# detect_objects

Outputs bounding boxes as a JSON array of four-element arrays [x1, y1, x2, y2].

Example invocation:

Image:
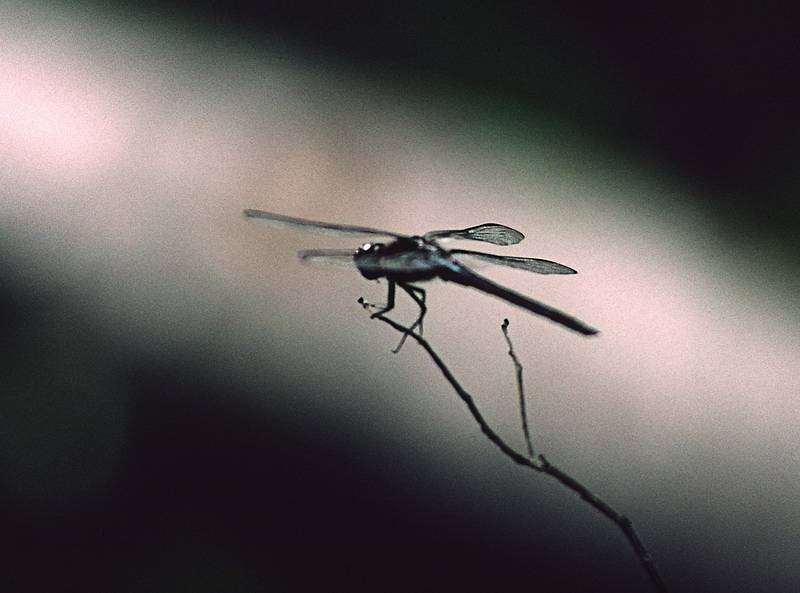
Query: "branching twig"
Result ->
[[371, 312, 669, 593], [501, 318, 534, 459]]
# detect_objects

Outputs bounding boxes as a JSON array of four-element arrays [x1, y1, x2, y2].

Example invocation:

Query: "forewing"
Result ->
[[298, 249, 419, 276], [244, 209, 407, 239], [450, 249, 577, 274], [423, 223, 524, 246], [298, 249, 358, 268]]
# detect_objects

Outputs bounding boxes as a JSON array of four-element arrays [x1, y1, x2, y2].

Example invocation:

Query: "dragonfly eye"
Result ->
[[359, 242, 382, 253]]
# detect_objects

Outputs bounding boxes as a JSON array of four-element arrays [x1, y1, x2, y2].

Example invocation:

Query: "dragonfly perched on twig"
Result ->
[[244, 209, 599, 347]]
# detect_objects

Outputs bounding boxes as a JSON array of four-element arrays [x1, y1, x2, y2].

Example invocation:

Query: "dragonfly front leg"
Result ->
[[357, 280, 396, 318]]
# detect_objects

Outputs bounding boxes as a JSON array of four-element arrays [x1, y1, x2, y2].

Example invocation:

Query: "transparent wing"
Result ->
[[299, 249, 440, 275], [244, 209, 407, 239], [423, 223, 524, 246], [298, 249, 358, 268], [450, 249, 577, 274]]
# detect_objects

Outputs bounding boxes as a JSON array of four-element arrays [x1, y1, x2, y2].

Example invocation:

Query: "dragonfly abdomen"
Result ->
[[443, 267, 599, 336]]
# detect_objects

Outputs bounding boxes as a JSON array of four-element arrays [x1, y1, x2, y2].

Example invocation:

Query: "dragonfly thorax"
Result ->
[[354, 237, 444, 281]]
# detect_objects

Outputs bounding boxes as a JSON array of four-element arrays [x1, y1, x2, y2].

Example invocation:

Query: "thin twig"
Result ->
[[372, 312, 669, 593], [501, 318, 534, 459]]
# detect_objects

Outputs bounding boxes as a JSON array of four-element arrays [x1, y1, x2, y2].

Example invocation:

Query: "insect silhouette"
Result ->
[[244, 209, 598, 349]]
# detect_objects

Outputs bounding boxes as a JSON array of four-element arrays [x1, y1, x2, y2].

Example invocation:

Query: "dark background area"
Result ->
[[0, 264, 647, 593], [3, 2, 798, 592], [140, 0, 800, 246]]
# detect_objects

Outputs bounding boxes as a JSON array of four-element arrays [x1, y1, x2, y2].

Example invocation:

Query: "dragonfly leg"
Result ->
[[366, 280, 396, 318], [391, 283, 427, 354], [403, 284, 427, 336]]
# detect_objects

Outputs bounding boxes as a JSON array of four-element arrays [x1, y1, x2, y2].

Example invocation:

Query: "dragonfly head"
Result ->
[[355, 241, 386, 279]]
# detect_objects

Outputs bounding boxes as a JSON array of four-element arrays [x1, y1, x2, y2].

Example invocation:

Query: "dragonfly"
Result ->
[[244, 209, 599, 346]]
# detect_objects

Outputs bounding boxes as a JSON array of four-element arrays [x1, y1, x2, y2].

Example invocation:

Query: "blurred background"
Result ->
[[1, 2, 798, 591]]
